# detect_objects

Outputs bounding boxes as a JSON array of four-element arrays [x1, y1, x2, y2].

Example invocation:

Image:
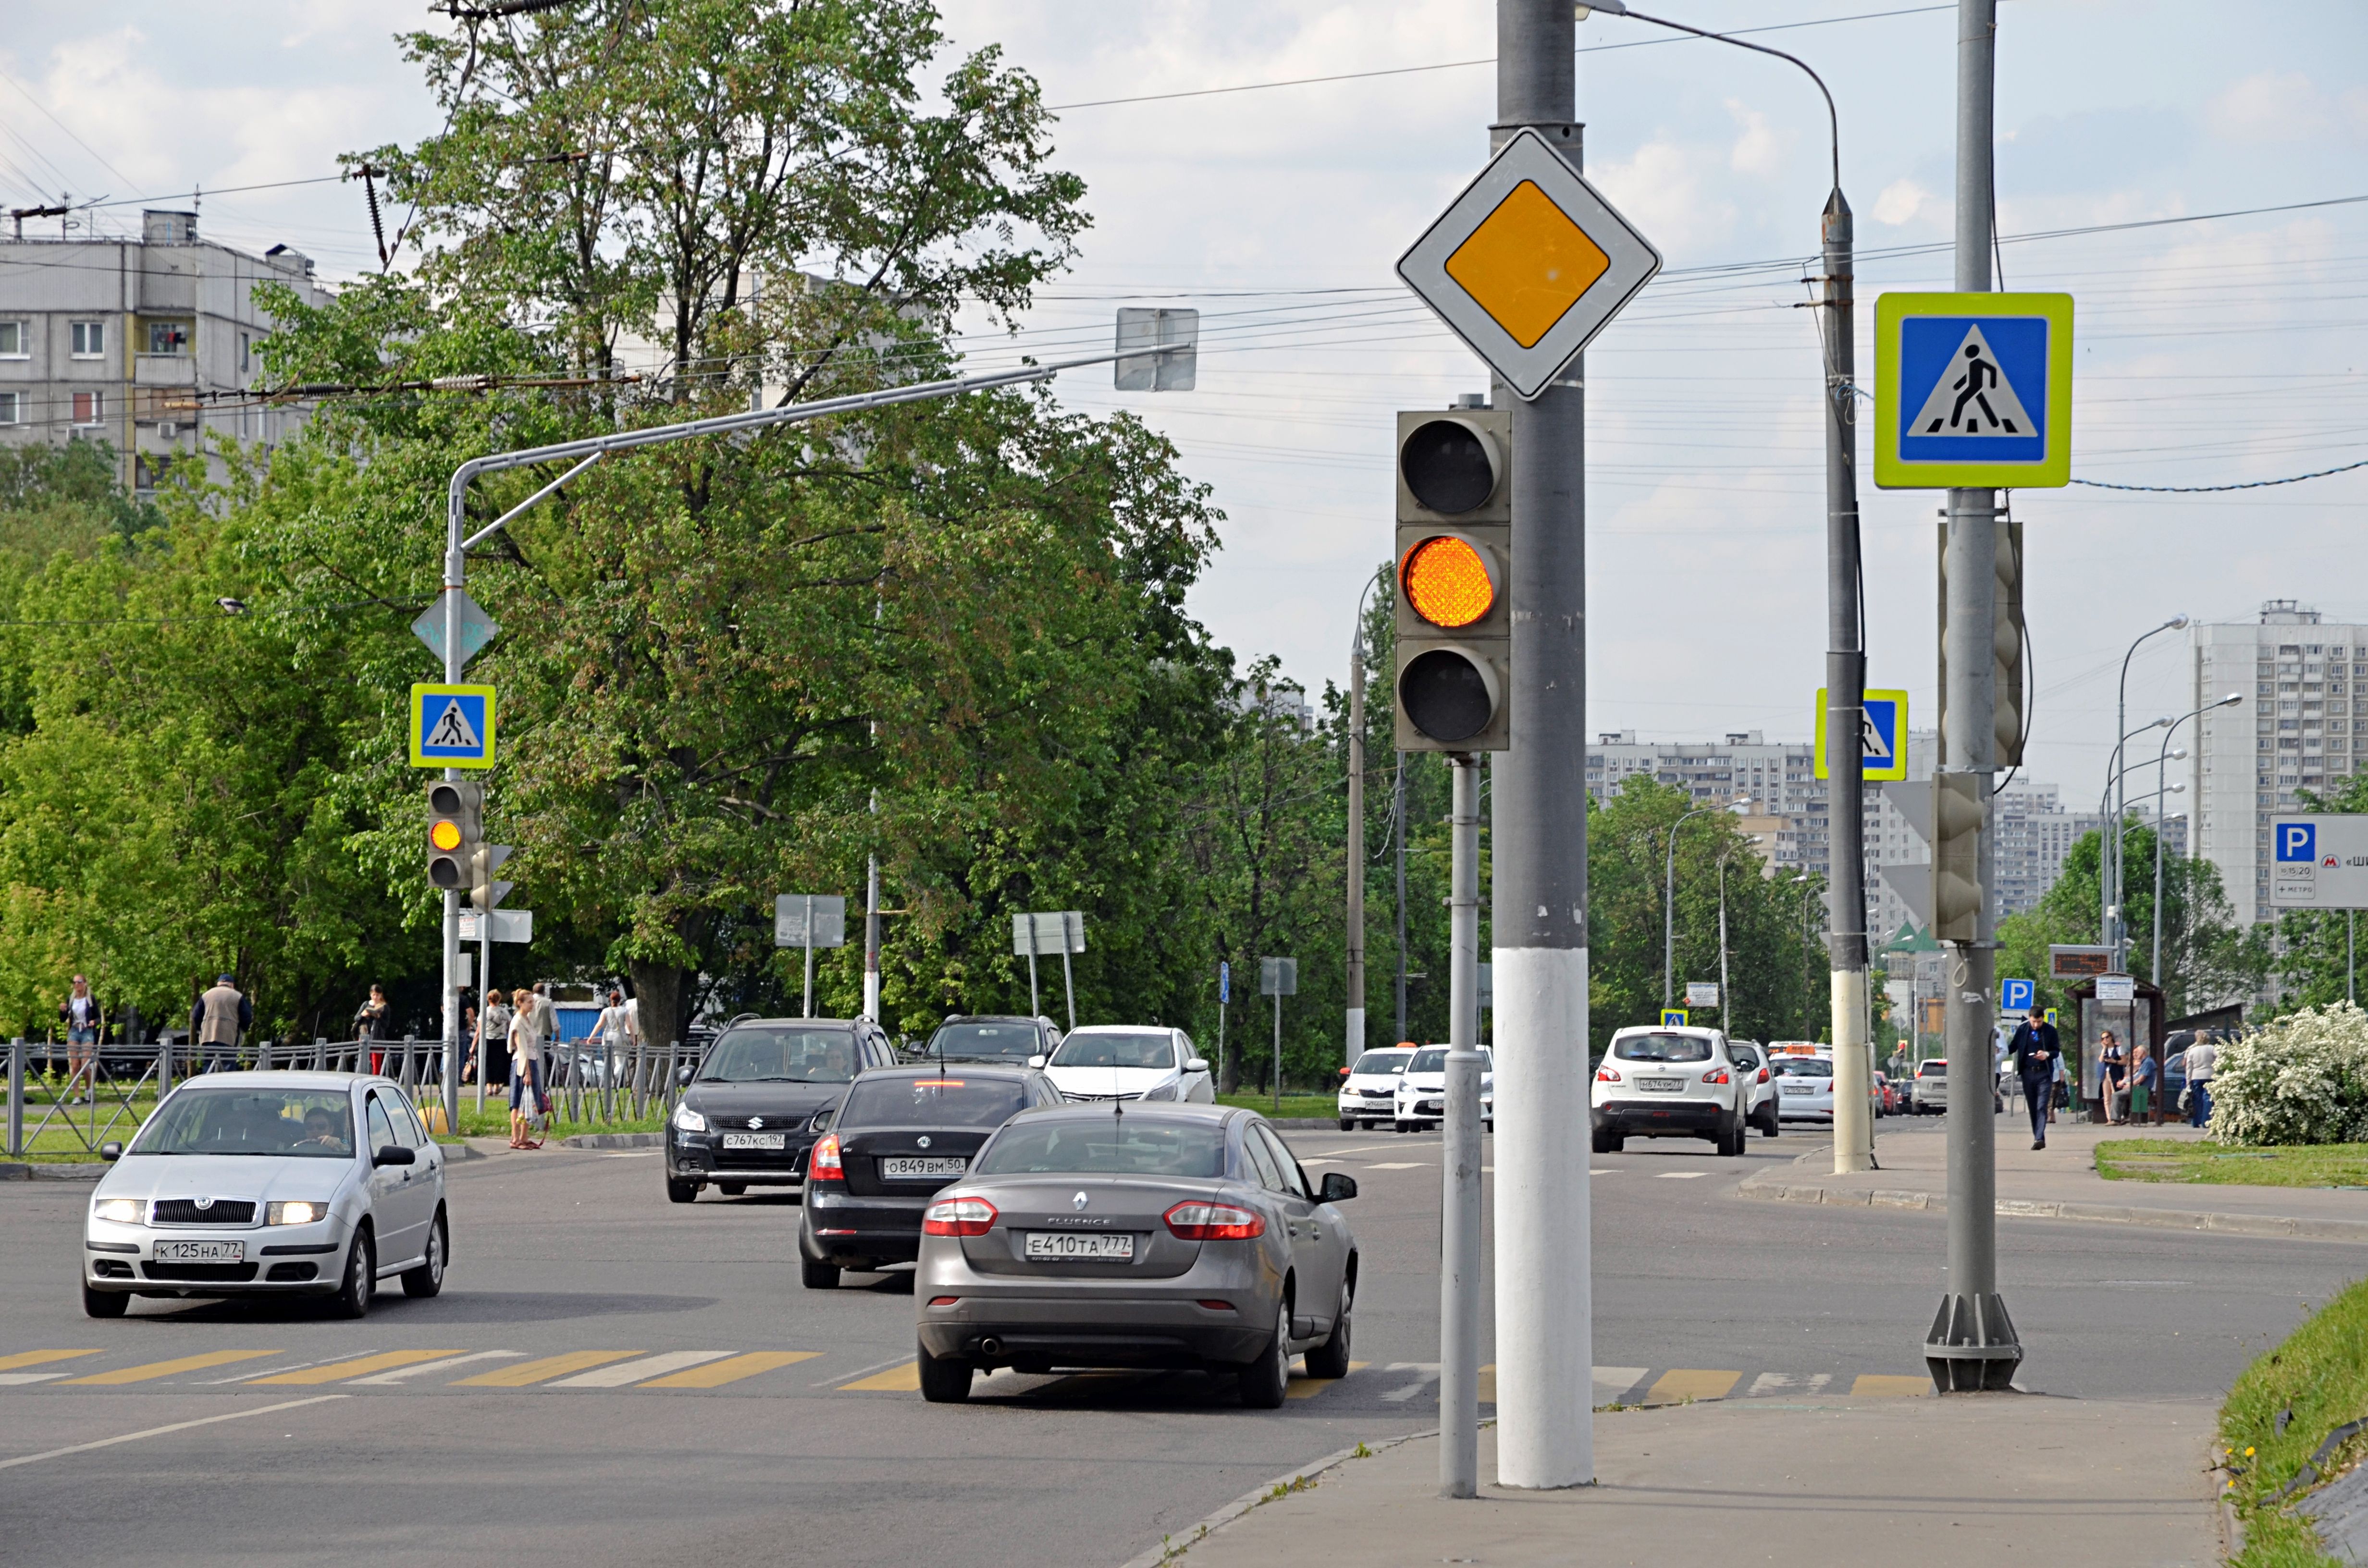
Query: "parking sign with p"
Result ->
[[2279, 822, 2317, 863]]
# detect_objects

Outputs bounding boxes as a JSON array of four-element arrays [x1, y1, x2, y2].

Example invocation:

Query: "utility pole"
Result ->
[[1440, 754, 1484, 1497], [1925, 0, 2020, 1394], [1347, 619, 1368, 1069], [1491, 0, 1592, 1490], [1395, 753, 1409, 1041]]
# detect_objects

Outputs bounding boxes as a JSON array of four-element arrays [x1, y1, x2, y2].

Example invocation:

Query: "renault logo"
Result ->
[[194, 1197, 215, 1211], [748, 1117, 765, 1130], [1073, 1191, 1090, 1211], [916, 1136, 932, 1149]]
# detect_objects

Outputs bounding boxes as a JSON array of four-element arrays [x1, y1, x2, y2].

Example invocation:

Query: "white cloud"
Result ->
[[2206, 69, 2363, 142], [1727, 100, 1782, 176], [1590, 139, 1737, 257], [1873, 178, 1934, 227]]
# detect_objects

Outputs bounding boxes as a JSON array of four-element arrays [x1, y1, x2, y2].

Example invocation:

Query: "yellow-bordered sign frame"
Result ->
[[1813, 687, 1910, 782], [409, 683, 496, 770]]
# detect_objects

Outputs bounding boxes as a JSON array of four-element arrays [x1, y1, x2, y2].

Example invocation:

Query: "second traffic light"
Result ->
[[1395, 408, 1511, 751], [426, 780, 492, 909]]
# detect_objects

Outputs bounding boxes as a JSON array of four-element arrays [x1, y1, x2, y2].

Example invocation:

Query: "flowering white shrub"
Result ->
[[2207, 1002, 2368, 1146]]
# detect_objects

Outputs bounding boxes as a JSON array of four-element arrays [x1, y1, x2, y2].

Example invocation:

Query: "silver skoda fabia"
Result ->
[[82, 1072, 449, 1319]]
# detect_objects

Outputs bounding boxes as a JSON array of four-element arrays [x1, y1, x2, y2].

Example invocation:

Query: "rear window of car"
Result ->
[[1614, 1033, 1713, 1063], [1772, 1058, 1834, 1078], [1917, 1061, 1948, 1077], [838, 1076, 1029, 1128], [925, 1022, 1041, 1061], [973, 1118, 1226, 1177], [1350, 1051, 1413, 1076]]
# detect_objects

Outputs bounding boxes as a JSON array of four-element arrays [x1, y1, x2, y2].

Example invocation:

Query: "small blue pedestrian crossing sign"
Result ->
[[2001, 978, 2035, 1014], [409, 684, 496, 770], [1874, 292, 2073, 489], [1813, 687, 1909, 782]]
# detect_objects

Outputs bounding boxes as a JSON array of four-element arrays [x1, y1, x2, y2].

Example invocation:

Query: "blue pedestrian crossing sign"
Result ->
[[1813, 687, 1909, 782], [1874, 292, 2073, 489], [2001, 978, 2035, 1014], [409, 684, 496, 770], [1661, 1008, 1688, 1028]]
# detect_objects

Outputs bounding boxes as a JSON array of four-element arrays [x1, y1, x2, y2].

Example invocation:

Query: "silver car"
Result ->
[[82, 1071, 448, 1319], [913, 1103, 1358, 1408]]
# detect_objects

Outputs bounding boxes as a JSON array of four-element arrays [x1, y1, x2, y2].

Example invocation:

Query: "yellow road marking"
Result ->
[[1283, 1360, 1370, 1399], [838, 1361, 921, 1392], [62, 1350, 281, 1386], [637, 1351, 819, 1389], [250, 1350, 471, 1385], [1647, 1369, 1741, 1403], [1850, 1374, 1929, 1398], [452, 1350, 641, 1387], [0, 1350, 102, 1373]]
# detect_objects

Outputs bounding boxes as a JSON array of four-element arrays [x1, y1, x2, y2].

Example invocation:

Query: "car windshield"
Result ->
[[926, 1022, 1040, 1061], [1409, 1049, 1448, 1073], [1772, 1058, 1834, 1078], [699, 1027, 860, 1084], [974, 1118, 1227, 1177], [1350, 1051, 1413, 1077], [838, 1076, 1029, 1128], [1050, 1032, 1174, 1070], [1615, 1034, 1713, 1064], [130, 1088, 356, 1158]]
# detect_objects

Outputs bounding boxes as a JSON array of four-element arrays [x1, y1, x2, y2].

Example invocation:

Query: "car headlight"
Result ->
[[1138, 1082, 1176, 1102], [92, 1198, 143, 1225], [671, 1102, 707, 1133], [267, 1200, 329, 1226]]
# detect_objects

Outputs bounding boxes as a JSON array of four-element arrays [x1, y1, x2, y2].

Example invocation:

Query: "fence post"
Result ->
[[667, 1041, 680, 1113], [258, 1038, 273, 1072], [313, 1037, 327, 1073], [403, 1034, 418, 1091], [158, 1032, 173, 1102], [8, 1038, 23, 1159]]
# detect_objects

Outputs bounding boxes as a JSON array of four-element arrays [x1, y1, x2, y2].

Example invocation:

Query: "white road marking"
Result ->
[[1747, 1372, 1832, 1397], [1653, 1171, 1708, 1179], [349, 1350, 525, 1385], [1591, 1168, 1619, 1175], [195, 1351, 381, 1384], [550, 1350, 731, 1388], [0, 1396, 347, 1471], [1365, 1162, 1430, 1170], [600, 1151, 660, 1159], [816, 1353, 910, 1387], [0, 1373, 68, 1386]]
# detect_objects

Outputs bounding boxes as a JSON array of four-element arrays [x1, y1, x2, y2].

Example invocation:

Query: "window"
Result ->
[[0, 320, 24, 357], [145, 320, 190, 355], [1253, 1124, 1310, 1198], [70, 320, 104, 358], [365, 1095, 397, 1156], [240, 331, 251, 372], [0, 392, 17, 426], [71, 391, 102, 426]]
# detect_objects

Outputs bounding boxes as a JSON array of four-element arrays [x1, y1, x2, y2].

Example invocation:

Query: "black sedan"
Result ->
[[798, 1064, 1061, 1288], [666, 1019, 900, 1203]]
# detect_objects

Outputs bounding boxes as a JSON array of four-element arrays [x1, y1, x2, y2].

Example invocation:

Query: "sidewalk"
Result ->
[[1143, 1392, 2221, 1568], [1741, 1115, 2368, 1242]]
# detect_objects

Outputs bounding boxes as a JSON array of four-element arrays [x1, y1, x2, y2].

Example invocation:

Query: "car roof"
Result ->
[[714, 1017, 856, 1030], [1610, 1025, 1725, 1040], [160, 1071, 383, 1092], [1057, 1023, 1175, 1034]]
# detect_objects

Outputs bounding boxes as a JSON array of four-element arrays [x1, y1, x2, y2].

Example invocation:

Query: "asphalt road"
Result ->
[[1, 1110, 2360, 1567]]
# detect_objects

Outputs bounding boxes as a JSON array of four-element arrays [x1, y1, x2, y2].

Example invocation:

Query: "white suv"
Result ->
[[1591, 1026, 1753, 1156], [1337, 1046, 1413, 1130]]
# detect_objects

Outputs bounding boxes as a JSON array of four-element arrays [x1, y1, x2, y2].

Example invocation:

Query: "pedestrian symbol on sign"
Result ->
[[424, 698, 481, 751], [408, 683, 496, 769], [1912, 326, 2035, 437]]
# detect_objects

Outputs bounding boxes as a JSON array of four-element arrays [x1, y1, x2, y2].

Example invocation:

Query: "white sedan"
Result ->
[[1337, 1046, 1414, 1129], [1394, 1045, 1494, 1133], [1036, 1026, 1214, 1104], [83, 1071, 448, 1319]]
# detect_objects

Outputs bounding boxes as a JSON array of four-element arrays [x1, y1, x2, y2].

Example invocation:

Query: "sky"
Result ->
[[3, 0, 2364, 810]]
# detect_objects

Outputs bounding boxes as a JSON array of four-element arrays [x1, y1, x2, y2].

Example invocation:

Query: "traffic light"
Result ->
[[1931, 771, 1986, 942], [1936, 518, 2025, 766], [1394, 408, 1511, 751], [426, 780, 490, 908]]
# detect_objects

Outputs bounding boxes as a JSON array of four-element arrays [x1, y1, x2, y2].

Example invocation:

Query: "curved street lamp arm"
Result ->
[[1597, 3, 1840, 192]]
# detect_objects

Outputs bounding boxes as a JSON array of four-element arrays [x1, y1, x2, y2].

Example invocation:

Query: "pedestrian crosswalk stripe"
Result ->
[[550, 1351, 732, 1388], [636, 1351, 820, 1389], [1747, 1372, 1831, 1397], [62, 1349, 282, 1386], [0, 1350, 102, 1373], [1594, 1367, 1649, 1403], [350, 1350, 524, 1385], [251, 1350, 472, 1386], [452, 1350, 641, 1387], [1283, 1360, 1370, 1398], [838, 1361, 922, 1392], [1850, 1374, 1928, 1398], [1648, 1369, 1741, 1403]]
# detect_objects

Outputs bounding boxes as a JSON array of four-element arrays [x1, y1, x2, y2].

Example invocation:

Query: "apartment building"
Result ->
[[1588, 731, 1828, 875], [0, 209, 331, 493]]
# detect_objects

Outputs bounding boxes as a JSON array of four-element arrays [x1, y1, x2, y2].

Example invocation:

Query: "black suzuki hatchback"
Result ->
[[798, 1063, 1059, 1288], [666, 1019, 899, 1203]]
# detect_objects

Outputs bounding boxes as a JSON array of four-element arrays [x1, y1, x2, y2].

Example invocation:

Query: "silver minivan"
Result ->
[[82, 1072, 448, 1319]]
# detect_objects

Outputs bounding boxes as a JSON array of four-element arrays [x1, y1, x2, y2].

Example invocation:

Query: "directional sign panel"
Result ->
[[410, 588, 500, 670], [1397, 128, 1662, 402], [2270, 816, 2368, 908], [1686, 982, 1720, 1009], [459, 908, 532, 944], [1813, 687, 1909, 782], [409, 684, 496, 770], [2000, 978, 2035, 1014], [1874, 292, 2074, 489], [776, 894, 848, 948]]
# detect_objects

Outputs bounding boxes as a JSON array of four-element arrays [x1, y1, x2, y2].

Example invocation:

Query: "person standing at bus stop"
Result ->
[[2186, 1029, 2220, 1127], [2007, 1004, 2060, 1150]]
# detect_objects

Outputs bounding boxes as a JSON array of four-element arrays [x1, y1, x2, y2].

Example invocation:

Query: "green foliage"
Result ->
[[2273, 773, 2368, 1012], [2208, 1003, 2368, 1146], [2220, 1274, 2368, 1567]]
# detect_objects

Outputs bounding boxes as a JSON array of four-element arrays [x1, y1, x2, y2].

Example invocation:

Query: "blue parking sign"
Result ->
[[2001, 978, 2034, 1013], [2278, 822, 2317, 862]]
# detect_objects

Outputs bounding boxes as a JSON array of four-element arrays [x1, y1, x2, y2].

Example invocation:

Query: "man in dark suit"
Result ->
[[2007, 1004, 2061, 1150]]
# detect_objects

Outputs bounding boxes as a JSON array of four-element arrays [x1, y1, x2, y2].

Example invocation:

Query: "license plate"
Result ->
[[155, 1240, 243, 1263], [1024, 1232, 1135, 1262], [880, 1156, 967, 1179], [1779, 1082, 1817, 1094], [722, 1132, 787, 1151], [1636, 1078, 1683, 1093]]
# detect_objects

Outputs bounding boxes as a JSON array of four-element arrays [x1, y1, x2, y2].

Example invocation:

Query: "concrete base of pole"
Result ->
[[1830, 968, 1874, 1173], [1924, 1291, 2022, 1392]]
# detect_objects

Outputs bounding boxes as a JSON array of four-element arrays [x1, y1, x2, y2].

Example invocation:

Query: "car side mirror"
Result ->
[[1027, 1054, 1048, 1070], [1186, 1058, 1209, 1075], [677, 1066, 693, 1086], [99, 1141, 122, 1162], [1318, 1171, 1358, 1203], [374, 1144, 416, 1167]]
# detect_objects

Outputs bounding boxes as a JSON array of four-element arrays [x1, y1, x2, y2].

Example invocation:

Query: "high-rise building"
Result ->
[[1587, 731, 1825, 874], [2191, 600, 2368, 924]]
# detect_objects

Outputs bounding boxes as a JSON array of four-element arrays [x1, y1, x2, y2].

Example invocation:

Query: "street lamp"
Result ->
[[1665, 798, 1755, 1010], [2105, 615, 2191, 959], [2100, 713, 2175, 959], [2151, 692, 2244, 988]]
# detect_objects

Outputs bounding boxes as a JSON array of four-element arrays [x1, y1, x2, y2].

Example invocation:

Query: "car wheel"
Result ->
[[1339, 1118, 1355, 1132], [1303, 1279, 1354, 1380], [82, 1280, 128, 1319], [1717, 1118, 1744, 1158], [917, 1342, 974, 1404], [666, 1179, 697, 1204], [1238, 1299, 1292, 1409], [718, 1183, 746, 1196], [800, 1256, 839, 1290], [401, 1211, 447, 1298], [1592, 1127, 1623, 1154], [1394, 1120, 1410, 1134], [332, 1229, 374, 1320]]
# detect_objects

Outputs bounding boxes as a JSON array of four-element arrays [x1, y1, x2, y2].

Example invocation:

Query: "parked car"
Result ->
[[83, 1071, 448, 1319], [913, 1103, 1358, 1407], [1337, 1046, 1415, 1130], [1728, 1041, 1781, 1138], [666, 1018, 898, 1203], [1394, 1045, 1495, 1133], [1590, 1026, 1754, 1155], [1037, 1025, 1213, 1105], [917, 1015, 1063, 1066], [799, 1063, 1062, 1289]]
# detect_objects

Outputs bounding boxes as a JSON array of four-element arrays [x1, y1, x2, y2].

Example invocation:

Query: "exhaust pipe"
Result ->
[[978, 1336, 1003, 1358]]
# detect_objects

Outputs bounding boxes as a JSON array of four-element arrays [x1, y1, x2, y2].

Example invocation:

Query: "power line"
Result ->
[[2068, 457, 2368, 494]]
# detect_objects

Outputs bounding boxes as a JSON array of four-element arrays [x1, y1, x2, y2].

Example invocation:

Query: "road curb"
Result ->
[[1736, 1167, 2368, 1243], [1116, 1427, 1440, 1568], [0, 1162, 104, 1181], [560, 1131, 665, 1150]]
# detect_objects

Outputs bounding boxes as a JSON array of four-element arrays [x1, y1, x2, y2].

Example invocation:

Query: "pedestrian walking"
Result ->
[[353, 984, 397, 1076], [508, 987, 545, 1149], [59, 975, 101, 1104], [2186, 1029, 2220, 1127], [2007, 1004, 2060, 1150], [2099, 1031, 2130, 1124], [188, 973, 250, 1074]]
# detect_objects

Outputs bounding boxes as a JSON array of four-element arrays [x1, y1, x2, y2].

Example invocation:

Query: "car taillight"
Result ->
[[1595, 1066, 1621, 1082], [922, 1196, 997, 1237], [1164, 1200, 1265, 1241], [1702, 1069, 1730, 1085], [809, 1133, 844, 1182], [1757, 1067, 1770, 1083]]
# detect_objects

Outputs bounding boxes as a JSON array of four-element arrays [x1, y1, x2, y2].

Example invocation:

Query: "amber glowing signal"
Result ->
[[1400, 535, 1495, 628], [430, 820, 465, 853]]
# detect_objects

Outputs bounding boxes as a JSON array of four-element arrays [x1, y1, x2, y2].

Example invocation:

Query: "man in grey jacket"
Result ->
[[188, 974, 251, 1074], [2185, 1029, 2220, 1127]]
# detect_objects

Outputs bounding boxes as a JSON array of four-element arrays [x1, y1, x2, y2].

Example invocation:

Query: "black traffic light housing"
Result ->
[[426, 780, 491, 908], [1394, 408, 1512, 751]]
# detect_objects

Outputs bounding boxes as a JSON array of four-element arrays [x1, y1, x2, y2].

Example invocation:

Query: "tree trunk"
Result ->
[[629, 961, 690, 1054]]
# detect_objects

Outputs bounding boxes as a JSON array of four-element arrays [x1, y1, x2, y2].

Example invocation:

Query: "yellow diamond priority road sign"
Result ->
[[1398, 128, 1662, 401]]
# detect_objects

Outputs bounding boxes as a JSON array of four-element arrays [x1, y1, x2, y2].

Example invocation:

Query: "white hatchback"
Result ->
[[1393, 1045, 1494, 1133], [1591, 1026, 1754, 1155], [1337, 1047, 1414, 1130], [1769, 1046, 1838, 1123], [1038, 1026, 1213, 1105]]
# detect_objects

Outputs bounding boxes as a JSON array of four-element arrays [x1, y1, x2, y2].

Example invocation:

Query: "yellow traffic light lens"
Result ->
[[1401, 536, 1494, 628], [430, 820, 464, 853]]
